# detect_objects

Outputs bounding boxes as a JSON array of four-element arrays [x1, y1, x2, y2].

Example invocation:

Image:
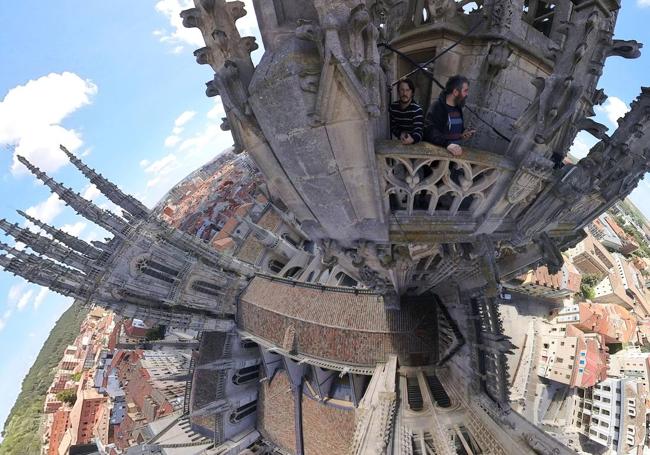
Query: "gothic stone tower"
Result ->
[[1, 0, 648, 454], [177, 0, 648, 454]]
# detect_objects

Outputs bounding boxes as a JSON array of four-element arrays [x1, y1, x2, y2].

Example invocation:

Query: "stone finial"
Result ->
[[60, 145, 149, 220], [17, 155, 128, 236], [16, 210, 102, 258]]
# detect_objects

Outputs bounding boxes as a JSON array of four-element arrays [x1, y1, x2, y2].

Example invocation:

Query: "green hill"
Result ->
[[0, 301, 88, 455]]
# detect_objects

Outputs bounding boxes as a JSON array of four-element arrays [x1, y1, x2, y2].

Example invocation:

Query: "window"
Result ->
[[281, 233, 299, 247], [283, 266, 303, 279], [191, 280, 222, 297], [268, 259, 286, 274]]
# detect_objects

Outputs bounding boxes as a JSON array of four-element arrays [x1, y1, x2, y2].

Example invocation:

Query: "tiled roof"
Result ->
[[238, 276, 440, 366]]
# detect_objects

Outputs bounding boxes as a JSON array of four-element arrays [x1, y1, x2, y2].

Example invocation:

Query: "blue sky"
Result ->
[[0, 0, 261, 438], [0, 0, 648, 440]]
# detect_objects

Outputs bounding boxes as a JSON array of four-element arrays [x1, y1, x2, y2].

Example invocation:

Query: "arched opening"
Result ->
[[281, 233, 299, 247], [283, 266, 303, 279], [191, 280, 223, 297], [406, 376, 424, 411], [427, 375, 451, 408], [334, 272, 358, 287], [268, 259, 286, 274], [413, 190, 432, 211], [240, 339, 257, 349], [136, 258, 178, 284], [232, 365, 260, 385], [522, 0, 556, 37], [228, 400, 257, 424]]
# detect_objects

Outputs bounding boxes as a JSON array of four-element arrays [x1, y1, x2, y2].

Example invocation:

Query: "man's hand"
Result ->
[[447, 143, 463, 156], [401, 133, 414, 145], [461, 128, 476, 140]]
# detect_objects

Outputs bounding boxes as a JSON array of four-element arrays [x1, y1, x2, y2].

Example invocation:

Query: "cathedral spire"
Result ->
[[0, 218, 96, 271], [16, 156, 128, 237], [59, 145, 150, 219], [0, 241, 89, 299], [16, 210, 102, 259]]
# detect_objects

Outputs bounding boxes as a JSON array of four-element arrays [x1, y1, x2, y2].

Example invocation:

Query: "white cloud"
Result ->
[[7, 282, 34, 312], [7, 281, 50, 312], [82, 184, 101, 201], [154, 0, 205, 52], [0, 309, 11, 332], [144, 153, 178, 175], [175, 111, 196, 127], [568, 132, 597, 161], [163, 111, 196, 147], [595, 96, 629, 131], [206, 99, 225, 120], [7, 283, 24, 305], [60, 221, 87, 237], [25, 194, 65, 225], [637, 0, 650, 7], [81, 230, 102, 244], [142, 154, 179, 188], [178, 123, 229, 155], [0, 72, 97, 175], [153, 0, 262, 60], [164, 135, 182, 148], [16, 289, 34, 311], [140, 159, 150, 167], [33, 288, 50, 310], [98, 201, 123, 217]]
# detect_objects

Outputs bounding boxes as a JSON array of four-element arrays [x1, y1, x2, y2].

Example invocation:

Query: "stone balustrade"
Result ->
[[376, 140, 516, 241]]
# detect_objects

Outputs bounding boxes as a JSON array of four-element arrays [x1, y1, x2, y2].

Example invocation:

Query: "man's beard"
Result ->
[[456, 96, 467, 107], [400, 96, 411, 104]]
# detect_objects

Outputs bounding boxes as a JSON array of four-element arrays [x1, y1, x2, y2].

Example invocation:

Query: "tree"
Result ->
[[145, 325, 166, 341], [56, 389, 77, 406], [580, 274, 600, 300]]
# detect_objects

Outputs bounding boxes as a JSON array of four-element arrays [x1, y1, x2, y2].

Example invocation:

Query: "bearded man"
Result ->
[[425, 75, 476, 156]]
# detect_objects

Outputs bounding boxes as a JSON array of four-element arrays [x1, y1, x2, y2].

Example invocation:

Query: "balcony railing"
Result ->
[[376, 140, 515, 222]]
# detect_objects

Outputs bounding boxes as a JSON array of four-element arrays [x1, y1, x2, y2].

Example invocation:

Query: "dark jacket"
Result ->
[[424, 93, 464, 147]]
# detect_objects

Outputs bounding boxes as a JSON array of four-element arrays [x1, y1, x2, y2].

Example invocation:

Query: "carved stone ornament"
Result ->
[[506, 152, 555, 204]]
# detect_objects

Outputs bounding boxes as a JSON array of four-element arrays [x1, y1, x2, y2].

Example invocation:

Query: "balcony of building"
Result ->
[[376, 140, 519, 243]]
